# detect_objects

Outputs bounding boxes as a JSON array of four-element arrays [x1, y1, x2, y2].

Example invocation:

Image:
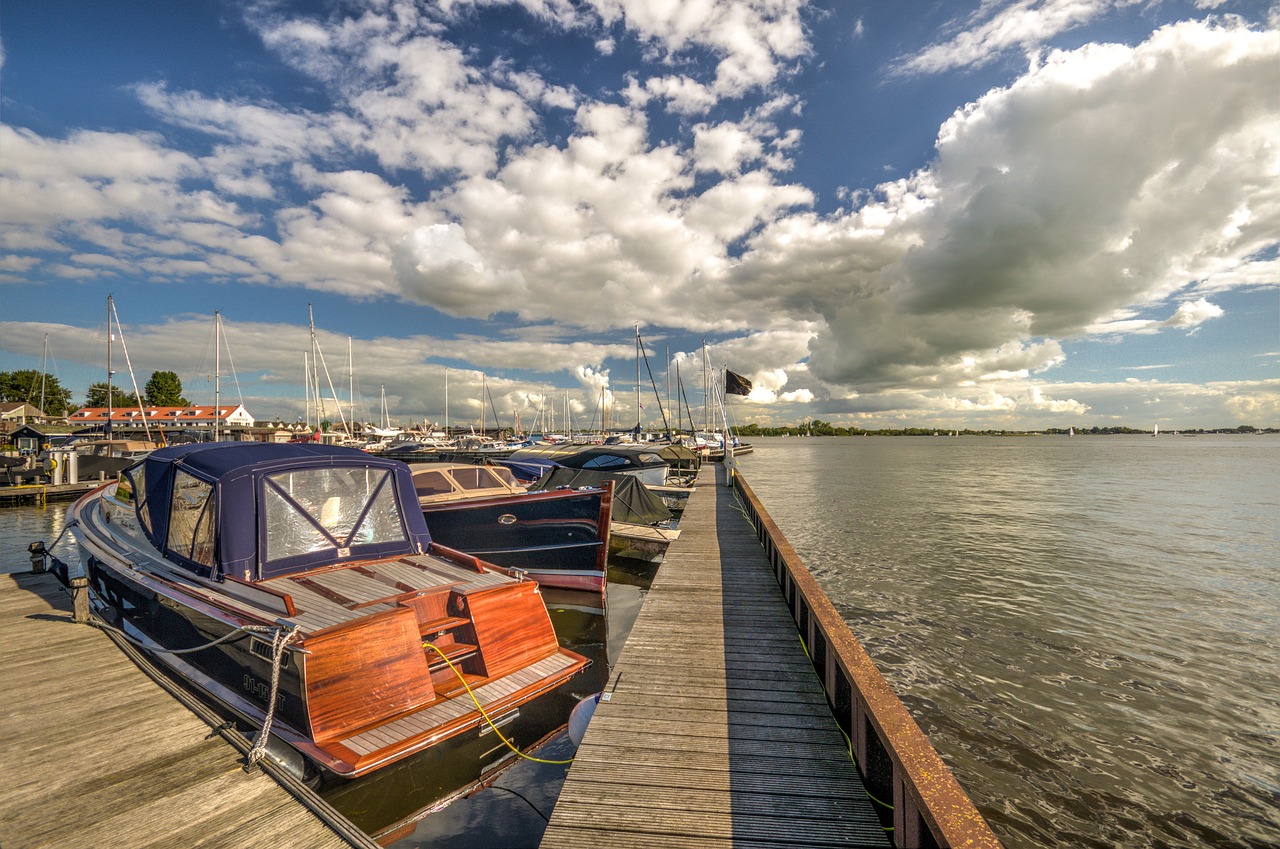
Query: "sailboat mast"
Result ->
[[214, 310, 221, 441], [635, 325, 641, 432], [106, 294, 114, 438], [39, 334, 48, 415]]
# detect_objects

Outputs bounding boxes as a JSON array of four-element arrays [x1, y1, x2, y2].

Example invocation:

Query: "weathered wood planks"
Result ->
[[541, 464, 891, 849], [0, 571, 362, 849]]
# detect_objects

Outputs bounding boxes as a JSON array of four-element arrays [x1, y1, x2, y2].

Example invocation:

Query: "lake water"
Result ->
[[4, 435, 1277, 848], [735, 435, 1279, 849]]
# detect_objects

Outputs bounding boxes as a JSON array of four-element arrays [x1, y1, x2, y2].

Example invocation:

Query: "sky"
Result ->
[[1, 0, 1277, 432]]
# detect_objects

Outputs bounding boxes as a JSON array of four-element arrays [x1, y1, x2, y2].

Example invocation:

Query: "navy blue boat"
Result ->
[[411, 463, 612, 592], [63, 442, 588, 781]]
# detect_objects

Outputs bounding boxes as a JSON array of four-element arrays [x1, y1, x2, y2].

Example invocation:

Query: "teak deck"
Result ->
[[0, 571, 365, 849], [541, 464, 891, 849]]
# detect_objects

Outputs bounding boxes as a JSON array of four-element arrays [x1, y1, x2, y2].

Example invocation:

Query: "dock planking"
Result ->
[[0, 570, 367, 849], [541, 463, 891, 849]]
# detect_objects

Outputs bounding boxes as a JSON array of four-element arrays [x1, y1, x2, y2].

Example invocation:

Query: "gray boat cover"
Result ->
[[532, 468, 671, 526]]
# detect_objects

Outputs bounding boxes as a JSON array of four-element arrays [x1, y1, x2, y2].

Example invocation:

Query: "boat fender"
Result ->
[[568, 693, 601, 747], [247, 730, 317, 786]]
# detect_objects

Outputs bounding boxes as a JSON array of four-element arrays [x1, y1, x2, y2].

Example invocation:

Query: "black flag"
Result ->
[[725, 369, 752, 396]]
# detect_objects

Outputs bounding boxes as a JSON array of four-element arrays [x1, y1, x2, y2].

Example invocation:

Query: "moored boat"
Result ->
[[61, 442, 588, 781], [411, 462, 613, 592]]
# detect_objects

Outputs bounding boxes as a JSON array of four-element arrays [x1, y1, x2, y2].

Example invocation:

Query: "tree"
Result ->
[[86, 383, 138, 408], [0, 370, 74, 416], [144, 370, 190, 406]]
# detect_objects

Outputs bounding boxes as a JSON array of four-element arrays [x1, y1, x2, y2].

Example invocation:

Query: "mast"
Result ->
[[347, 337, 354, 436], [444, 367, 449, 434], [635, 324, 641, 432], [308, 305, 326, 426], [214, 310, 221, 441], [106, 294, 114, 438], [39, 334, 48, 416], [303, 351, 312, 430]]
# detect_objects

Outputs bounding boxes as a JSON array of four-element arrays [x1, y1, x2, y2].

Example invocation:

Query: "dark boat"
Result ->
[[499, 442, 699, 487], [63, 442, 588, 780], [532, 467, 681, 563], [411, 462, 612, 592]]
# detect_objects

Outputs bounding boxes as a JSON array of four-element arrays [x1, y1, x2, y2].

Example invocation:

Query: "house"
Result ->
[[0, 402, 47, 426], [69, 404, 256, 430], [5, 424, 48, 454]]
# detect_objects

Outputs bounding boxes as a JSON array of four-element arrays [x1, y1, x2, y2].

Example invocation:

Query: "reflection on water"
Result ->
[[0, 502, 660, 847], [737, 436, 1280, 849]]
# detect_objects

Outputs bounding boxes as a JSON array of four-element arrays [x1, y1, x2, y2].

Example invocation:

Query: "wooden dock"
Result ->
[[0, 571, 373, 849], [541, 464, 891, 849]]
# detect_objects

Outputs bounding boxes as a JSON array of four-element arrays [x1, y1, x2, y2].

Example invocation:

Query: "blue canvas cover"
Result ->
[[501, 443, 674, 480], [124, 442, 432, 581]]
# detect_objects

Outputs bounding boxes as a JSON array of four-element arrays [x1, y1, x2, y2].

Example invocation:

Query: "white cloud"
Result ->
[[732, 19, 1278, 401], [895, 0, 1122, 76]]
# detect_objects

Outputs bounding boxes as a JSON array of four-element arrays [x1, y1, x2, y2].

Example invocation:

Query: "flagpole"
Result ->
[[721, 367, 735, 485]]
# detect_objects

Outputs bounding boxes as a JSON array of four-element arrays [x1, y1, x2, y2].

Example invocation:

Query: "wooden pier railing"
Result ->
[[731, 470, 1004, 849]]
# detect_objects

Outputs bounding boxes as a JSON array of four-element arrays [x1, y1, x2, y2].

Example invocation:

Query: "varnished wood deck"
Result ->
[[541, 464, 891, 849], [0, 571, 368, 849]]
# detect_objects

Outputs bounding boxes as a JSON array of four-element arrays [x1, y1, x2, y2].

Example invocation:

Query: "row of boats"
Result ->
[[33, 435, 712, 801]]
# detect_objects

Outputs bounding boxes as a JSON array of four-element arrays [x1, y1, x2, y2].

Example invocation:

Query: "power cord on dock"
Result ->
[[797, 632, 896, 831], [423, 642, 575, 766]]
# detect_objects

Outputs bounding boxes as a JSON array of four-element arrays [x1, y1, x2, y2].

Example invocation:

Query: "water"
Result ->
[[735, 435, 1280, 849]]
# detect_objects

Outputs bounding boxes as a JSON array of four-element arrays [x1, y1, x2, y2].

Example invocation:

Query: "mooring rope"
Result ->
[[245, 624, 302, 768]]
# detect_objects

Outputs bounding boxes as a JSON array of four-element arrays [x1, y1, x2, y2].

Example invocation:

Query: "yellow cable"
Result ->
[[797, 633, 896, 821], [423, 642, 574, 766]]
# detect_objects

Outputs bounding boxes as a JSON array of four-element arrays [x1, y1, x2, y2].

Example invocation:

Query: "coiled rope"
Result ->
[[423, 642, 574, 766]]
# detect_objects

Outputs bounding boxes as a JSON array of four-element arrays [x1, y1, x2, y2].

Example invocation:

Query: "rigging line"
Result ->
[[109, 298, 154, 444], [218, 315, 246, 407], [636, 329, 673, 438]]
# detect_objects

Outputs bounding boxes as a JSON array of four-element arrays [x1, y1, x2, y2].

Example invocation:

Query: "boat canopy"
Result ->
[[502, 443, 692, 482], [120, 443, 432, 582], [532, 468, 671, 526]]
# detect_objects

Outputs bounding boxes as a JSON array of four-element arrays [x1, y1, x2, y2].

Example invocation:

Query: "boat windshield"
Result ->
[[262, 466, 406, 564], [452, 466, 517, 491]]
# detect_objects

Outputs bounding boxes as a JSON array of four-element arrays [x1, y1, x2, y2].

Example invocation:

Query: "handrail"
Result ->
[[732, 470, 1003, 849]]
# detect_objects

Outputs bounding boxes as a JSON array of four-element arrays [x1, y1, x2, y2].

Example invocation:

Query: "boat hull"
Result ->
[[421, 487, 611, 592], [67, 482, 588, 781]]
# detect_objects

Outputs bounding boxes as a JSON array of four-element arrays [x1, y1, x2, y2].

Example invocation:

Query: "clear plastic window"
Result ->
[[413, 470, 456, 497], [453, 467, 507, 490], [168, 470, 215, 567], [125, 465, 149, 532], [583, 454, 629, 469], [263, 467, 406, 564]]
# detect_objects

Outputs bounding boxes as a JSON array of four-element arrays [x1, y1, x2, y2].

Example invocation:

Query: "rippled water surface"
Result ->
[[737, 435, 1280, 849]]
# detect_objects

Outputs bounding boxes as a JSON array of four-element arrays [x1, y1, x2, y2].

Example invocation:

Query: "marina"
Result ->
[[0, 448, 998, 848]]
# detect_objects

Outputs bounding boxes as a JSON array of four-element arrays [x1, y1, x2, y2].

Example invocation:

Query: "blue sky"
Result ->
[[2, 0, 1276, 431]]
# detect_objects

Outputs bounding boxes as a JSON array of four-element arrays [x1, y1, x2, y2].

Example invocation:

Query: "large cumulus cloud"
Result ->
[[735, 19, 1278, 393]]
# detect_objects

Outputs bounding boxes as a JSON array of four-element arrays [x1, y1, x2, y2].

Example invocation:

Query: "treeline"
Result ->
[[0, 370, 191, 416], [734, 421, 1276, 436]]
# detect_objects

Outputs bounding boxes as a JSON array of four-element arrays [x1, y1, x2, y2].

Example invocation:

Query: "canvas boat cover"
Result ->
[[532, 467, 671, 526], [121, 442, 432, 581]]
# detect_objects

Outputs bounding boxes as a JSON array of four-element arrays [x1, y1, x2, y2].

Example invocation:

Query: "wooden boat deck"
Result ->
[[0, 571, 368, 849], [541, 464, 891, 849]]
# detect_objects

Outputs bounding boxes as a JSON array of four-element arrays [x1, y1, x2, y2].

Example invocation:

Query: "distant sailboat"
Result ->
[[1153, 424, 1159, 437], [1068, 427, 1075, 437]]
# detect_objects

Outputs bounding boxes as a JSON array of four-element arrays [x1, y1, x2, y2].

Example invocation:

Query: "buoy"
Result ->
[[567, 693, 601, 746]]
